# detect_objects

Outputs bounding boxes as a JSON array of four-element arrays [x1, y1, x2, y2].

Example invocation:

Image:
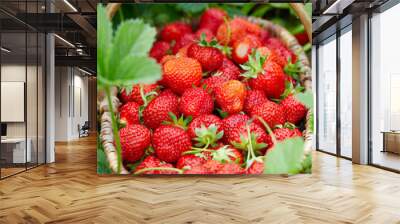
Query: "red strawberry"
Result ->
[[295, 31, 309, 45], [216, 57, 241, 80], [172, 33, 196, 54], [162, 57, 202, 95], [187, 42, 223, 72], [152, 125, 191, 163], [260, 29, 270, 44], [149, 41, 170, 62], [228, 122, 269, 152], [183, 164, 210, 174], [119, 124, 151, 163], [160, 22, 192, 42], [221, 113, 250, 143], [243, 90, 267, 114], [176, 154, 207, 169], [251, 100, 286, 129], [143, 90, 179, 129], [266, 38, 297, 64], [195, 28, 215, 42], [246, 160, 264, 174], [216, 163, 245, 174], [202, 74, 229, 94], [179, 88, 213, 119], [215, 80, 246, 115], [188, 114, 223, 139], [210, 145, 244, 164], [216, 18, 262, 46], [257, 47, 287, 68], [241, 51, 286, 99], [199, 8, 227, 34], [135, 156, 179, 174], [119, 101, 140, 126], [232, 34, 262, 64], [281, 95, 307, 124], [273, 127, 302, 142]]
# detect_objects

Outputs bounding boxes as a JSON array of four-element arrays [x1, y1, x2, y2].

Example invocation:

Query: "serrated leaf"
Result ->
[[295, 90, 313, 109], [108, 19, 157, 77], [97, 4, 113, 80], [264, 137, 305, 174], [100, 56, 161, 87]]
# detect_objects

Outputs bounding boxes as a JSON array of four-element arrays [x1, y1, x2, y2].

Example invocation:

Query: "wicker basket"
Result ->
[[99, 3, 312, 174]]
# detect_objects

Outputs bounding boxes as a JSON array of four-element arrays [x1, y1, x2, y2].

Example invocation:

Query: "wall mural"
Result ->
[[97, 3, 313, 175]]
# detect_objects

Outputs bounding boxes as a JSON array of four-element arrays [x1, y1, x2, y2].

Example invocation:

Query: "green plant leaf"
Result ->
[[295, 90, 313, 109], [114, 56, 161, 87], [97, 4, 113, 82], [264, 137, 305, 174], [108, 19, 157, 77], [176, 3, 208, 14], [301, 153, 312, 173]]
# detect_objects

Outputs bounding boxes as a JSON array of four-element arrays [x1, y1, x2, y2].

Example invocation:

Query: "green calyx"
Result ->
[[198, 33, 232, 57], [163, 112, 192, 130], [210, 145, 236, 164], [283, 57, 302, 83], [240, 49, 266, 80], [232, 132, 267, 152], [280, 80, 305, 100], [193, 124, 224, 148]]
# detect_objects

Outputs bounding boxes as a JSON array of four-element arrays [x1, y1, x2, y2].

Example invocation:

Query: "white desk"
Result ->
[[1, 138, 31, 163]]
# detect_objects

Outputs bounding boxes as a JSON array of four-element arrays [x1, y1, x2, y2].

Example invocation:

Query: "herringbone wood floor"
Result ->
[[0, 136, 400, 224]]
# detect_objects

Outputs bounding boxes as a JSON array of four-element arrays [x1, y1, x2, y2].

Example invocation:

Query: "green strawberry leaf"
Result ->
[[300, 153, 312, 173], [294, 90, 313, 109], [263, 137, 305, 174], [175, 3, 208, 14], [97, 4, 113, 86]]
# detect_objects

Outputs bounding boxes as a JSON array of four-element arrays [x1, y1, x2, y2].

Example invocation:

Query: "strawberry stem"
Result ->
[[255, 116, 277, 144], [134, 167, 183, 175]]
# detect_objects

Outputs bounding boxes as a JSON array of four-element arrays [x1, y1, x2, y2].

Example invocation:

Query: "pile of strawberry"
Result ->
[[117, 8, 308, 175]]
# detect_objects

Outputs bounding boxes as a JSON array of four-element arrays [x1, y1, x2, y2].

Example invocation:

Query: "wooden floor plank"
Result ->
[[0, 135, 399, 223]]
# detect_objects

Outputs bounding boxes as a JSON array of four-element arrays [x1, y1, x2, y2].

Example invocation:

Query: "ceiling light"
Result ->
[[63, 0, 78, 12], [78, 67, 92, 76], [54, 34, 75, 48], [1, 47, 11, 53]]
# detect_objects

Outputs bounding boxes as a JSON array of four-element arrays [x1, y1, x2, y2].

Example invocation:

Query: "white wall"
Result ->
[[54, 66, 89, 141]]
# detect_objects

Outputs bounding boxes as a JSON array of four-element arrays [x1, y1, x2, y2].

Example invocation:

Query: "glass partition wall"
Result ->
[[0, 3, 46, 179], [370, 3, 400, 172], [316, 25, 353, 159]]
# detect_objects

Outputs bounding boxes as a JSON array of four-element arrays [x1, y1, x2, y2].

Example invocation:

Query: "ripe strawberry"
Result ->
[[243, 90, 267, 114], [172, 33, 196, 54], [162, 57, 202, 95], [135, 156, 179, 174], [260, 29, 270, 45], [152, 125, 191, 163], [200, 160, 222, 174], [214, 80, 246, 115], [199, 8, 227, 34], [257, 47, 287, 68], [143, 90, 179, 129], [273, 127, 302, 142], [266, 38, 297, 64], [216, 18, 262, 46], [241, 51, 286, 99], [210, 145, 244, 164], [246, 160, 264, 174], [281, 95, 307, 124], [232, 34, 262, 64], [251, 100, 286, 129], [221, 113, 250, 143], [149, 41, 170, 62], [121, 84, 159, 106], [195, 28, 215, 42], [176, 154, 207, 169], [216, 57, 241, 80], [183, 164, 210, 174], [202, 74, 229, 94], [179, 87, 214, 119], [119, 124, 151, 163], [187, 42, 224, 72], [160, 22, 192, 42], [176, 45, 190, 57], [119, 101, 140, 126], [228, 122, 269, 152], [160, 55, 176, 65], [188, 114, 223, 141], [216, 163, 245, 174]]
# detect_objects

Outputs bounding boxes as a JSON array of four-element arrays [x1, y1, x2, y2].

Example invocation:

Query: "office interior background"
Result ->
[[0, 0, 399, 223]]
